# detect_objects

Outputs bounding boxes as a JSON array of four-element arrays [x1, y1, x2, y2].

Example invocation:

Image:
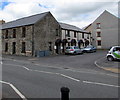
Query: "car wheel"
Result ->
[[107, 56, 114, 61], [83, 51, 86, 53], [65, 53, 67, 55], [74, 51, 77, 55], [80, 52, 83, 54]]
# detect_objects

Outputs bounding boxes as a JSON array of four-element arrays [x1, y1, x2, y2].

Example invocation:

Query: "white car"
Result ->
[[65, 46, 83, 55], [106, 46, 120, 61]]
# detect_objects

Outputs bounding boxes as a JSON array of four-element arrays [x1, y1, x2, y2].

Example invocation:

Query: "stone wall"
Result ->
[[2, 25, 33, 56], [2, 12, 61, 57], [34, 12, 61, 56]]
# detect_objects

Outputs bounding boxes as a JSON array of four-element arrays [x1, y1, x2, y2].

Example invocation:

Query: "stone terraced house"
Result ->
[[0, 11, 90, 57], [1, 12, 61, 57]]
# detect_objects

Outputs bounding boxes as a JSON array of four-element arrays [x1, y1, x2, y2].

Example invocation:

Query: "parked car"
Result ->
[[106, 46, 120, 61], [65, 46, 83, 55], [81, 45, 97, 53]]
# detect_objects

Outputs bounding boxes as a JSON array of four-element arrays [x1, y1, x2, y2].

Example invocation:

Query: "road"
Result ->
[[1, 50, 120, 99]]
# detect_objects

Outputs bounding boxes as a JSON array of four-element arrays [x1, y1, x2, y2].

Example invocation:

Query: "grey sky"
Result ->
[[0, 0, 119, 28]]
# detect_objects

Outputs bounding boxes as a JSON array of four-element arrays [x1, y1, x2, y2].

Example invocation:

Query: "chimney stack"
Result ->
[[0, 20, 5, 24]]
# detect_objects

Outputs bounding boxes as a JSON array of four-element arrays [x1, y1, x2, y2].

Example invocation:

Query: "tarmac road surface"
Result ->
[[1, 50, 120, 99]]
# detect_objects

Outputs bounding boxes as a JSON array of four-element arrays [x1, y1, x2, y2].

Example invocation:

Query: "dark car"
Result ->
[[82, 45, 97, 53]]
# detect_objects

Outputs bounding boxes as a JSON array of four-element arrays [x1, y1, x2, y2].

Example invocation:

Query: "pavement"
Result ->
[[95, 57, 120, 74]]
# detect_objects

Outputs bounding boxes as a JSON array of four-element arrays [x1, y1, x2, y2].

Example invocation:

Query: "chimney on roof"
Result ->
[[0, 20, 5, 24]]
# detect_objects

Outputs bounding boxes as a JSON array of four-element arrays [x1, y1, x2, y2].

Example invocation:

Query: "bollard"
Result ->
[[61, 87, 70, 100]]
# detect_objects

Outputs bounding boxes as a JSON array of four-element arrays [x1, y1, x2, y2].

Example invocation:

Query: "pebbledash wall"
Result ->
[[1, 12, 61, 57]]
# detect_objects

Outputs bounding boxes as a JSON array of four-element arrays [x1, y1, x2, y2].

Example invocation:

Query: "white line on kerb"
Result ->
[[0, 80, 27, 100], [83, 80, 120, 88], [94, 57, 106, 69]]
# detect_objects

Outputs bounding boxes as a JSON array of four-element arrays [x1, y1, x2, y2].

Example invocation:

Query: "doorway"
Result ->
[[12, 42, 16, 54], [55, 39, 61, 54]]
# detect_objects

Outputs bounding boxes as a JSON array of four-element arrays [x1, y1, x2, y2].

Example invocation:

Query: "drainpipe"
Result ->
[[32, 25, 34, 56]]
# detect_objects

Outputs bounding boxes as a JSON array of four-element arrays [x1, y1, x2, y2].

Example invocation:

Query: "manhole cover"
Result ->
[[64, 67, 69, 69]]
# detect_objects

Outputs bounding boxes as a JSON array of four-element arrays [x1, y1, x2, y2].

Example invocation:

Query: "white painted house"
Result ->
[[60, 22, 91, 49], [84, 10, 119, 49]]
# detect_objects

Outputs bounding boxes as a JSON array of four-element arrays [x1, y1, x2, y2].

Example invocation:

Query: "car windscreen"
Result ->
[[116, 47, 120, 51], [74, 47, 79, 49], [86, 46, 92, 48], [66, 47, 70, 49], [66, 47, 73, 49]]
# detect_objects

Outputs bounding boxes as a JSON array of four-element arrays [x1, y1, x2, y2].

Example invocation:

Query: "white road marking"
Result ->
[[35, 63, 118, 78], [0, 80, 27, 100], [3, 63, 81, 82], [83, 80, 120, 88], [3, 61, 120, 88], [33, 70, 56, 75], [31, 69, 80, 82], [66, 68, 118, 78], [60, 74, 80, 82], [35, 63, 63, 70], [3, 63, 30, 71], [0, 61, 2, 65], [3, 58, 118, 78], [22, 66, 30, 71]]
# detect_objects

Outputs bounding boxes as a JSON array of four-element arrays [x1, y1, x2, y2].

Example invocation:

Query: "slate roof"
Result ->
[[82, 24, 92, 30], [1, 11, 89, 34], [1, 12, 49, 29], [59, 22, 89, 33]]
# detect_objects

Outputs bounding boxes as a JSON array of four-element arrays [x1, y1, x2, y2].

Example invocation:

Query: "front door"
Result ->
[[12, 42, 16, 54]]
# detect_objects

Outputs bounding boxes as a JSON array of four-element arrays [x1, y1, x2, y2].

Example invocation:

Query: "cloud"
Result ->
[[0, 0, 119, 28], [0, 1, 50, 21], [0, 2, 11, 10]]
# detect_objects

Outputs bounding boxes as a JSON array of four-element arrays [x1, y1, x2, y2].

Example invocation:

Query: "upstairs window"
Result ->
[[56, 29, 59, 36], [97, 32, 101, 37], [96, 23, 101, 29], [66, 30, 70, 37], [97, 40, 101, 46], [22, 27, 26, 37], [74, 32, 77, 38], [82, 33, 84, 38], [13, 29, 16, 38], [5, 30, 8, 39]]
